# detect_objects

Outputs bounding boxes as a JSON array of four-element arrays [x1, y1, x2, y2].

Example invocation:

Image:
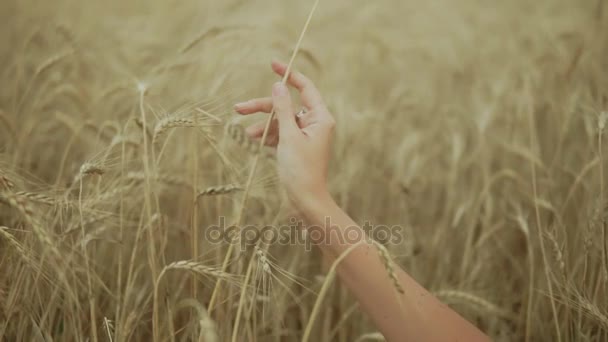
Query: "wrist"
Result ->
[[293, 189, 335, 223]]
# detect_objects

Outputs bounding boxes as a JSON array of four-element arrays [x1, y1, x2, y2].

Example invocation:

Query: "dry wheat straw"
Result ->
[[153, 116, 213, 145], [175, 298, 219, 342], [209, 0, 321, 320], [227, 3, 323, 338], [17, 50, 75, 111], [161, 260, 235, 283], [0, 170, 15, 190], [546, 230, 566, 279], [64, 212, 114, 235], [197, 184, 242, 198], [110, 134, 140, 149], [181, 26, 234, 54], [103, 317, 114, 342], [353, 332, 385, 342], [78, 177, 98, 342], [126, 171, 192, 189], [526, 82, 561, 342], [227, 122, 261, 153], [90, 185, 133, 203], [373, 241, 405, 294], [153, 260, 236, 339], [255, 246, 271, 275], [134, 117, 153, 141], [79, 162, 105, 177], [0, 192, 60, 258], [302, 242, 364, 342], [195, 107, 221, 122], [598, 111, 608, 283], [119, 312, 137, 342], [572, 295, 608, 330], [0, 226, 36, 267], [0, 109, 17, 142], [153, 118, 198, 143], [14, 191, 56, 206], [434, 290, 514, 320], [35, 50, 74, 78]]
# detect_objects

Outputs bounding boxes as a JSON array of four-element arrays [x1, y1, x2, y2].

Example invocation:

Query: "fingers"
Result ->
[[271, 60, 325, 111], [245, 121, 268, 139], [234, 97, 273, 115], [272, 82, 300, 140]]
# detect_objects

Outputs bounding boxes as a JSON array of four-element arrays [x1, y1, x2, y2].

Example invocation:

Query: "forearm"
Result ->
[[298, 194, 490, 342]]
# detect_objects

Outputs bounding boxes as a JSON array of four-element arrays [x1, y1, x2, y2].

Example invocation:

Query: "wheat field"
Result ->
[[1, 0, 607, 341]]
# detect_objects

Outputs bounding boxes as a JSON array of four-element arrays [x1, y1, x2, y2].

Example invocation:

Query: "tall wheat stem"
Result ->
[[526, 85, 561, 342], [207, 0, 321, 314], [79, 180, 98, 342]]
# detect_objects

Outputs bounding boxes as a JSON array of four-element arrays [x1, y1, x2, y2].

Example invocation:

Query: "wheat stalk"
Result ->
[[302, 242, 364, 342], [134, 117, 153, 141], [36, 50, 74, 76], [0, 109, 17, 142], [255, 246, 271, 275], [0, 226, 36, 267], [353, 332, 385, 342], [126, 171, 192, 189], [208, 0, 321, 317], [89, 185, 133, 203], [175, 298, 219, 342], [226, 122, 261, 153], [526, 83, 562, 342], [102, 317, 114, 342], [153, 260, 237, 340], [0, 170, 15, 190]]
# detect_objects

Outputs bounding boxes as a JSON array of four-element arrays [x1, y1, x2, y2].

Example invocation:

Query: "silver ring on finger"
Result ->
[[296, 107, 307, 119]]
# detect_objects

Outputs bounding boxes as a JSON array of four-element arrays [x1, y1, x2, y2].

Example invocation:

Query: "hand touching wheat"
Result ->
[[234, 60, 335, 208]]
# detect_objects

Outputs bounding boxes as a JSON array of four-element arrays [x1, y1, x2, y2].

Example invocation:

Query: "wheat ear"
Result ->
[[434, 290, 514, 320], [0, 192, 60, 258], [0, 226, 37, 268], [372, 241, 405, 294], [197, 184, 242, 198], [14, 191, 57, 206]]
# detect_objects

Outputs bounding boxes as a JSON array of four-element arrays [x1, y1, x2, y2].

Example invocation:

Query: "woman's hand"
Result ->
[[234, 61, 335, 211], [235, 63, 491, 342]]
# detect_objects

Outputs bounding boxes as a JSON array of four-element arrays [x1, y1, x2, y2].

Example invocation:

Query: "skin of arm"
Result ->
[[234, 61, 491, 342]]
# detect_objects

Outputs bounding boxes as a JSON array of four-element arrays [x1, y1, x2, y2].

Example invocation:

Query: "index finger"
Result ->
[[271, 60, 326, 111]]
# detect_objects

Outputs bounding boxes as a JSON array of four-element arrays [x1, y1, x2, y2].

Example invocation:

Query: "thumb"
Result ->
[[272, 82, 300, 139]]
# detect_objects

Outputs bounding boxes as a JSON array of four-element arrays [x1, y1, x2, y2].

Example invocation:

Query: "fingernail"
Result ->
[[234, 102, 245, 110], [272, 82, 287, 96]]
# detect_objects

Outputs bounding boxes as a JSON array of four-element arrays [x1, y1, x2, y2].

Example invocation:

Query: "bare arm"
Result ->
[[235, 61, 490, 342], [301, 193, 490, 342]]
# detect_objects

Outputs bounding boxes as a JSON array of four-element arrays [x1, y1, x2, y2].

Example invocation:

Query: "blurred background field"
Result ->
[[1, 0, 607, 341]]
